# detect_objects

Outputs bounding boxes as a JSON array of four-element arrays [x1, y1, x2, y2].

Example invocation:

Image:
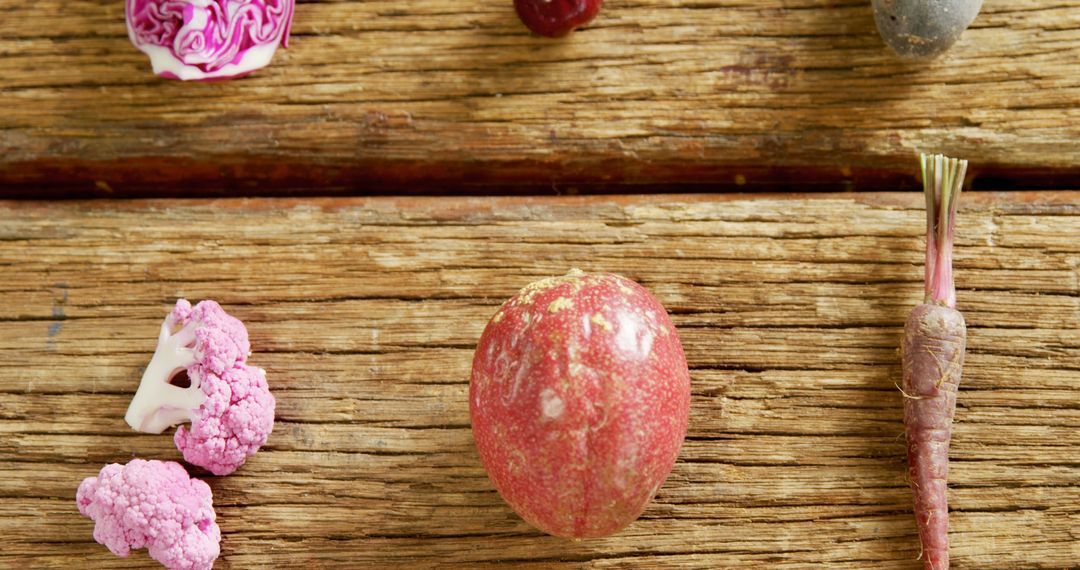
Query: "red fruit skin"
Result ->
[[514, 0, 604, 38], [470, 271, 691, 538]]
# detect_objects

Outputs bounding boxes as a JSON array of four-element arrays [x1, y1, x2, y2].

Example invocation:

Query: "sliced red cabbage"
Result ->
[[126, 0, 294, 81]]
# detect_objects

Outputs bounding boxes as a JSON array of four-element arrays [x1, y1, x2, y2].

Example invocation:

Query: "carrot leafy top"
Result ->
[[920, 153, 968, 309]]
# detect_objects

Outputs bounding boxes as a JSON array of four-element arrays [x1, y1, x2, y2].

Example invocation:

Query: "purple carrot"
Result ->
[[902, 153, 969, 570]]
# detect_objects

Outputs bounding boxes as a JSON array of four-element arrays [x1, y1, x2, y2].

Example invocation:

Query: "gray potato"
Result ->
[[873, 0, 983, 59]]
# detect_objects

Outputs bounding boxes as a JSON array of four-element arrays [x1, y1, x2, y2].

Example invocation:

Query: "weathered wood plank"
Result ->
[[1, 2, 1079, 195], [1, 194, 1078, 568]]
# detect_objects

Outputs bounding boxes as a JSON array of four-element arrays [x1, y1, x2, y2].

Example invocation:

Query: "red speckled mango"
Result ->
[[469, 270, 691, 538]]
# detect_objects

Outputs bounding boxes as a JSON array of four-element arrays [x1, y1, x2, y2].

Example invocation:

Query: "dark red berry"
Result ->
[[514, 0, 604, 38]]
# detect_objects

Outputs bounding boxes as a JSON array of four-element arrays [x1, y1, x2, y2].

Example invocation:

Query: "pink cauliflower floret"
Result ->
[[167, 299, 251, 376], [76, 459, 220, 570], [175, 363, 276, 475], [126, 299, 274, 475]]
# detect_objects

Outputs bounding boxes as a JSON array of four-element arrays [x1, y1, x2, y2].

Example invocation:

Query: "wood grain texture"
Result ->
[[1, 2, 1079, 196], [1, 193, 1079, 568]]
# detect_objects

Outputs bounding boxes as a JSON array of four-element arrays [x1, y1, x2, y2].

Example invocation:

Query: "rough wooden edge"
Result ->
[[3, 190, 1078, 214]]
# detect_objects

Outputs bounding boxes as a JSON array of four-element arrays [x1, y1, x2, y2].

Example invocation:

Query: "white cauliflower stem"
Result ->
[[125, 319, 207, 433]]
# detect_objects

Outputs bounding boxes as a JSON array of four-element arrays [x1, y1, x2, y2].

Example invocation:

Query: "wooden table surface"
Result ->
[[2, 1, 1080, 195], [1, 193, 1078, 568]]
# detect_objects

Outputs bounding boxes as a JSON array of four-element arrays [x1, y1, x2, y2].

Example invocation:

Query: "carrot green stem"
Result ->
[[920, 153, 968, 308]]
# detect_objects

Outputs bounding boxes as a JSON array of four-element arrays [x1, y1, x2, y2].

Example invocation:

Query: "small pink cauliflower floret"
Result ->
[[167, 299, 251, 376], [126, 299, 274, 475], [175, 363, 276, 475], [76, 459, 220, 570]]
